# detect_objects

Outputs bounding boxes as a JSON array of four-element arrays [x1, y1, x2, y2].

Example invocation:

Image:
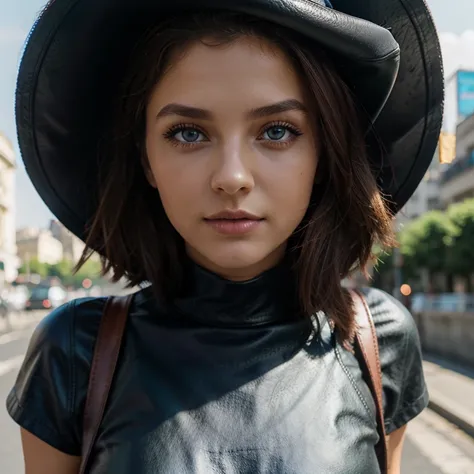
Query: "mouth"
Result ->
[[204, 209, 263, 221], [203, 210, 264, 235]]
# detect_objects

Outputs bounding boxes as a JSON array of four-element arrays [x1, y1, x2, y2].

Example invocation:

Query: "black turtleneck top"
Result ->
[[7, 263, 428, 473]]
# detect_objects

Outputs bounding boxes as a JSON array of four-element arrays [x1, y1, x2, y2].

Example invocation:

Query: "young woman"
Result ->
[[7, 0, 443, 473]]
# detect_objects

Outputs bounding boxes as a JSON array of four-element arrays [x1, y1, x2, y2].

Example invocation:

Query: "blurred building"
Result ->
[[439, 112, 474, 207], [438, 69, 474, 207], [399, 149, 443, 222], [0, 133, 20, 284], [50, 219, 86, 262], [16, 227, 63, 265], [397, 147, 448, 227]]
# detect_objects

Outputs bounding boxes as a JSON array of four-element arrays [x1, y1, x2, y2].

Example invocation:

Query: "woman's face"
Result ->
[[145, 36, 318, 280]]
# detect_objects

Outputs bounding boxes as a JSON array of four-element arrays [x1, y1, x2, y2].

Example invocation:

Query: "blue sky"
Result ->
[[0, 0, 473, 228]]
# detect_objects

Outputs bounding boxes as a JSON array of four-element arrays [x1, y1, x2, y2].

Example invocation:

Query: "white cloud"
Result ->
[[0, 26, 27, 47], [440, 30, 474, 78]]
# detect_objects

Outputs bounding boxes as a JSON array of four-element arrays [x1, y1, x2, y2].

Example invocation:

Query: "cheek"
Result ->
[[278, 169, 316, 224], [294, 141, 318, 199], [266, 147, 318, 222], [147, 159, 201, 231]]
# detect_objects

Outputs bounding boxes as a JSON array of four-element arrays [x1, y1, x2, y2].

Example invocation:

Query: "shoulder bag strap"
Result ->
[[79, 294, 133, 474], [350, 289, 388, 474]]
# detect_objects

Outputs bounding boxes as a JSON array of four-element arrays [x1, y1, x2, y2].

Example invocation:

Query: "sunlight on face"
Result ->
[[145, 36, 318, 280]]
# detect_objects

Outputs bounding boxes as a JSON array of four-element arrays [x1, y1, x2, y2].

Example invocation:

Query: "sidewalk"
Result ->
[[0, 310, 46, 334], [423, 356, 474, 438]]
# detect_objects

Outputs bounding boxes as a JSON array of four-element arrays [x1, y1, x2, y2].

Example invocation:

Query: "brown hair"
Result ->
[[79, 11, 395, 344]]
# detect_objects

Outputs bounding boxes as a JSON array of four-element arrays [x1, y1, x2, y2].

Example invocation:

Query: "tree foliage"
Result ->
[[19, 257, 103, 288], [74, 259, 102, 284], [398, 210, 456, 274], [19, 257, 49, 278], [373, 199, 474, 292], [48, 260, 73, 279], [446, 199, 474, 277]]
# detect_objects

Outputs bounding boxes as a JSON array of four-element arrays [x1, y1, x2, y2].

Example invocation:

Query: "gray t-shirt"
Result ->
[[7, 264, 428, 473]]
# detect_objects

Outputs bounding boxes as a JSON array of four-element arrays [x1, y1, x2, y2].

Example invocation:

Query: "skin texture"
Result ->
[[21, 428, 80, 474], [387, 425, 408, 474], [145, 37, 318, 281], [20, 36, 408, 474]]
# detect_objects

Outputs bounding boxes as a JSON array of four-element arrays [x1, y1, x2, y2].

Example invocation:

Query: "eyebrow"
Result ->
[[249, 99, 307, 118], [156, 99, 307, 120]]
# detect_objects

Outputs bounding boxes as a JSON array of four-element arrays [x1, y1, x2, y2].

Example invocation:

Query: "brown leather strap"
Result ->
[[350, 289, 388, 474], [79, 294, 133, 474]]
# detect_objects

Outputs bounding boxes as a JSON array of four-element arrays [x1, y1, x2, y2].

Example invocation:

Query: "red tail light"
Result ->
[[42, 299, 52, 309]]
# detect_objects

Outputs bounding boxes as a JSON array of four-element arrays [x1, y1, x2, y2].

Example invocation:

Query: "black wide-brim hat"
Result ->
[[17, 0, 443, 243]]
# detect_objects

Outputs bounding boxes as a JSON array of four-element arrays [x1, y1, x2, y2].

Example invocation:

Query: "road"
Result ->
[[1, 316, 474, 473]]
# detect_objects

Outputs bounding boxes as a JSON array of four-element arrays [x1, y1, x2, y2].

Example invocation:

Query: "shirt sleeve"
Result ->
[[362, 287, 429, 435], [6, 301, 82, 455]]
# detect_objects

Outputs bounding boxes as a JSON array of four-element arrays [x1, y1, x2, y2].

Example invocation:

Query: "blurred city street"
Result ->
[[0, 2, 474, 473], [1, 313, 474, 474]]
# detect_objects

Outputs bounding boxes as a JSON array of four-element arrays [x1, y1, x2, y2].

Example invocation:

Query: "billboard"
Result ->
[[457, 70, 474, 120]]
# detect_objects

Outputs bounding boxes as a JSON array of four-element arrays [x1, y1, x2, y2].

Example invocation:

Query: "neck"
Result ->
[[185, 242, 288, 282], [173, 257, 301, 328]]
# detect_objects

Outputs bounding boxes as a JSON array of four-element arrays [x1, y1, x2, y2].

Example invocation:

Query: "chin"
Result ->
[[189, 241, 287, 280], [213, 252, 264, 270]]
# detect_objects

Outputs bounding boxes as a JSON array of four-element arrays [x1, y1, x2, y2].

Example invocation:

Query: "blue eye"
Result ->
[[263, 126, 290, 141], [260, 123, 303, 143], [173, 127, 204, 143]]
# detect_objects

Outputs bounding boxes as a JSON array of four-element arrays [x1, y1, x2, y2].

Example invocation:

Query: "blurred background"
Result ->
[[0, 1, 474, 473]]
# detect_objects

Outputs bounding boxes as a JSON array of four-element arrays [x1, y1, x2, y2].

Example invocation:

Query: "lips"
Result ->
[[204, 210, 264, 235], [204, 209, 263, 221]]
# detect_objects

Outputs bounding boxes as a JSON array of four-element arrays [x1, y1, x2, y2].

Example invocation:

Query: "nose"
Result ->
[[210, 142, 255, 195]]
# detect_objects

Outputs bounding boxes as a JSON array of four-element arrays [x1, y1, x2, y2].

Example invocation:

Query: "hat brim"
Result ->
[[16, 0, 443, 243]]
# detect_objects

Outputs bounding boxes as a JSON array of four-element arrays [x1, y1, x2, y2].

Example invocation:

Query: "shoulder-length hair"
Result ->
[[79, 11, 395, 345]]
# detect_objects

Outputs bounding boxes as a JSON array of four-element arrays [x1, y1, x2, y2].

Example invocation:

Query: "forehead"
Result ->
[[148, 36, 307, 109]]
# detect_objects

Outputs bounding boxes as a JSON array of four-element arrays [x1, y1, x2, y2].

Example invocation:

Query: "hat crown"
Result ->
[[15, 0, 444, 241]]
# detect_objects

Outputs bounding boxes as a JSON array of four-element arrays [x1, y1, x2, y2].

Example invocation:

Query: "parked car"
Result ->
[[26, 285, 67, 311]]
